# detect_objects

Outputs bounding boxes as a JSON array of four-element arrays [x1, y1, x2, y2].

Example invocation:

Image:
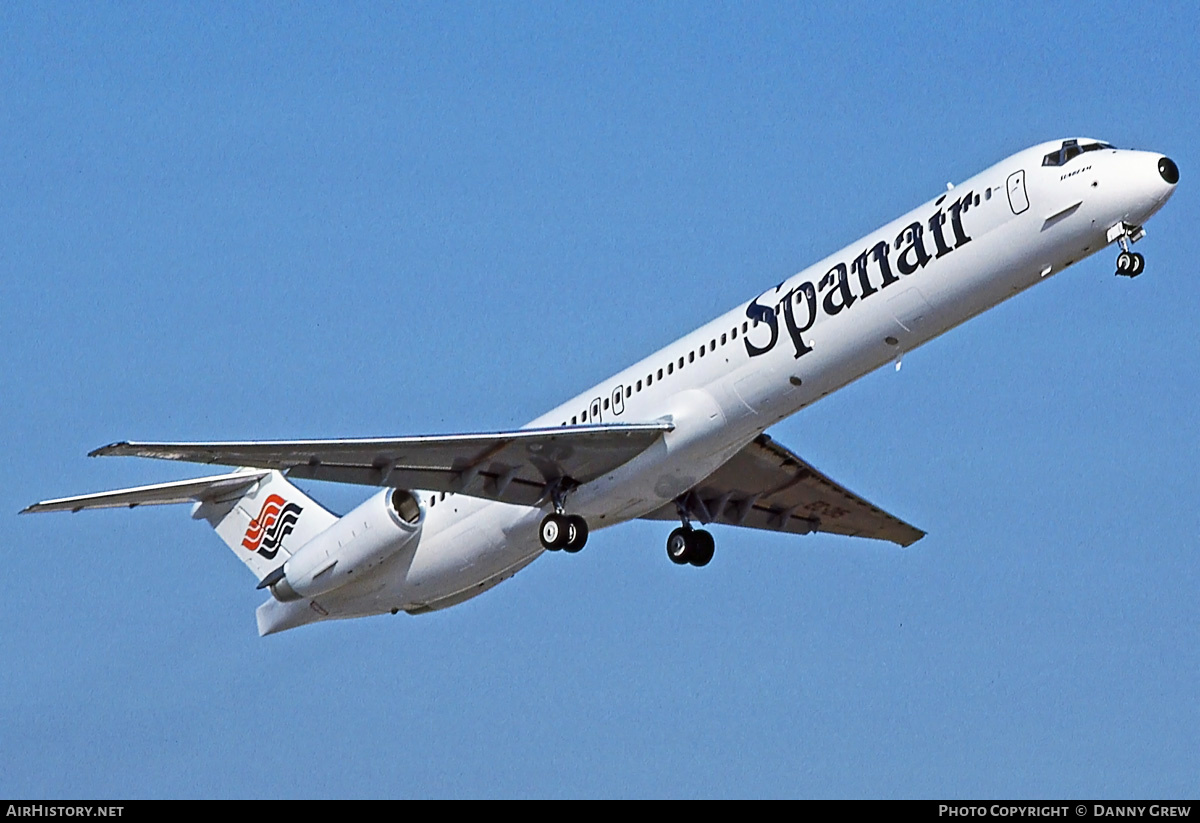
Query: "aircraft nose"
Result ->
[[1158, 156, 1179, 186]]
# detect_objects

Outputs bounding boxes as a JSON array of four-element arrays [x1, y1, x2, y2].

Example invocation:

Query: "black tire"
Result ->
[[667, 527, 693, 565], [1131, 252, 1145, 276], [539, 514, 570, 550], [1117, 251, 1134, 275], [690, 529, 715, 567], [563, 515, 588, 553]]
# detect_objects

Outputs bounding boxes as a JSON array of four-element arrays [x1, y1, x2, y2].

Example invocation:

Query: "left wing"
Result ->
[[89, 423, 674, 508], [640, 433, 925, 547]]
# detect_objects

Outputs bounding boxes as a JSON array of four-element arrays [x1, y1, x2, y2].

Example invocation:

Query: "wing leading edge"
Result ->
[[87, 422, 675, 508], [639, 434, 925, 547]]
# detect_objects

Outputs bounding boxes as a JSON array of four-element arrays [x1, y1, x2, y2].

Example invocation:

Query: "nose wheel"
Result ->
[[1116, 250, 1144, 277], [1110, 223, 1147, 278]]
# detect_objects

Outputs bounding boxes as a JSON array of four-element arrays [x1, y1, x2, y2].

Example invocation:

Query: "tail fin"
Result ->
[[193, 471, 338, 582]]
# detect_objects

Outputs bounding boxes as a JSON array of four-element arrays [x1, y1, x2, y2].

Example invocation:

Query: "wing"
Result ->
[[640, 434, 924, 547], [21, 470, 270, 514], [88, 422, 674, 508]]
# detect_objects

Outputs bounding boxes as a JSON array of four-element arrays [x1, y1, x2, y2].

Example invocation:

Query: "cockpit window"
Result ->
[[1042, 139, 1115, 167]]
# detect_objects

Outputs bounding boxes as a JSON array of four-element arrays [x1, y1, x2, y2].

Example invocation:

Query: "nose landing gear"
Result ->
[[1116, 250, 1145, 278], [1109, 222, 1146, 278]]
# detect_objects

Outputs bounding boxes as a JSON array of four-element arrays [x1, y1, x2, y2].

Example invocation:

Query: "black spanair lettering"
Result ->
[[781, 281, 817, 358], [819, 262, 856, 316], [851, 248, 878, 299], [743, 298, 778, 357], [928, 207, 953, 258], [871, 240, 898, 288], [894, 222, 931, 275], [947, 191, 973, 248], [851, 240, 897, 297]]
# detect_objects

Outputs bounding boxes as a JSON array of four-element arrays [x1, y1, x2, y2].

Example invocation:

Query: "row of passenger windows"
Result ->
[[559, 319, 756, 425], [434, 318, 762, 504]]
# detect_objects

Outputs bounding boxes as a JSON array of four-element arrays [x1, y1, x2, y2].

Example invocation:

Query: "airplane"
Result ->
[[23, 138, 1179, 635]]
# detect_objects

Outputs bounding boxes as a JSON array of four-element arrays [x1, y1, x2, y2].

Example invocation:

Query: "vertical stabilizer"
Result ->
[[193, 470, 338, 582]]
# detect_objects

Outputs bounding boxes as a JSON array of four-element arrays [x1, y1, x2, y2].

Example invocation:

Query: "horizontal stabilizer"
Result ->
[[22, 470, 269, 514], [88, 422, 675, 508]]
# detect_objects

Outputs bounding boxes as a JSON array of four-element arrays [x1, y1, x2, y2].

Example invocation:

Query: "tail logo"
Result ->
[[242, 494, 303, 559]]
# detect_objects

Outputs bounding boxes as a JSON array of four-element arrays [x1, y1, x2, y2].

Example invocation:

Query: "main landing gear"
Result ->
[[538, 482, 589, 553], [539, 512, 589, 553], [666, 526, 714, 567], [665, 497, 715, 567], [1111, 222, 1147, 278]]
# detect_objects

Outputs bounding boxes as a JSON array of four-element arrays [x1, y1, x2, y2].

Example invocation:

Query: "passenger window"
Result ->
[[625, 386, 632, 399], [732, 326, 738, 339], [699, 345, 705, 356], [571, 415, 577, 424], [721, 333, 727, 345], [581, 410, 587, 422], [688, 352, 695, 363], [637, 379, 643, 391], [603, 398, 609, 410], [657, 368, 663, 379], [668, 363, 673, 374], [678, 356, 684, 368]]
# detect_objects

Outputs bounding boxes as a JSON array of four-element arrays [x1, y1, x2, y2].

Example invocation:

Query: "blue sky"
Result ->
[[3, 3, 1197, 798]]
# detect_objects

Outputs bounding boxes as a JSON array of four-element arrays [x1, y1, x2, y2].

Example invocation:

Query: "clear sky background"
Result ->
[[3, 3, 1197, 799]]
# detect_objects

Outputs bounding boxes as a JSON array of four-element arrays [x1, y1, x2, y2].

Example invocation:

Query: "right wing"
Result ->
[[86, 422, 675, 508], [640, 433, 925, 547]]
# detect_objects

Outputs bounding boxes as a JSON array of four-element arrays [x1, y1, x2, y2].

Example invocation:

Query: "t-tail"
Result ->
[[24, 468, 427, 636], [22, 469, 340, 635]]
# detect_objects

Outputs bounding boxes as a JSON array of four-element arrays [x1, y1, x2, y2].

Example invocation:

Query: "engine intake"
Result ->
[[268, 488, 423, 602]]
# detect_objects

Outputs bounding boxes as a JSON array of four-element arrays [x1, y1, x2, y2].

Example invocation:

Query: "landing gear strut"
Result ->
[[538, 481, 588, 553], [1111, 223, 1146, 277]]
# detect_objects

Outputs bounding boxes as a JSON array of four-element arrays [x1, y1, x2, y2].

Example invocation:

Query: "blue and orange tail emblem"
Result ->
[[242, 494, 303, 559]]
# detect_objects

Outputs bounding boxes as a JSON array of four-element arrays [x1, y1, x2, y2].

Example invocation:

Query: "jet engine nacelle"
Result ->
[[267, 488, 423, 602]]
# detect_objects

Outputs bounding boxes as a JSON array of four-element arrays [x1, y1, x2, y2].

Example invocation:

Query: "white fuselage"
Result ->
[[278, 139, 1177, 624]]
